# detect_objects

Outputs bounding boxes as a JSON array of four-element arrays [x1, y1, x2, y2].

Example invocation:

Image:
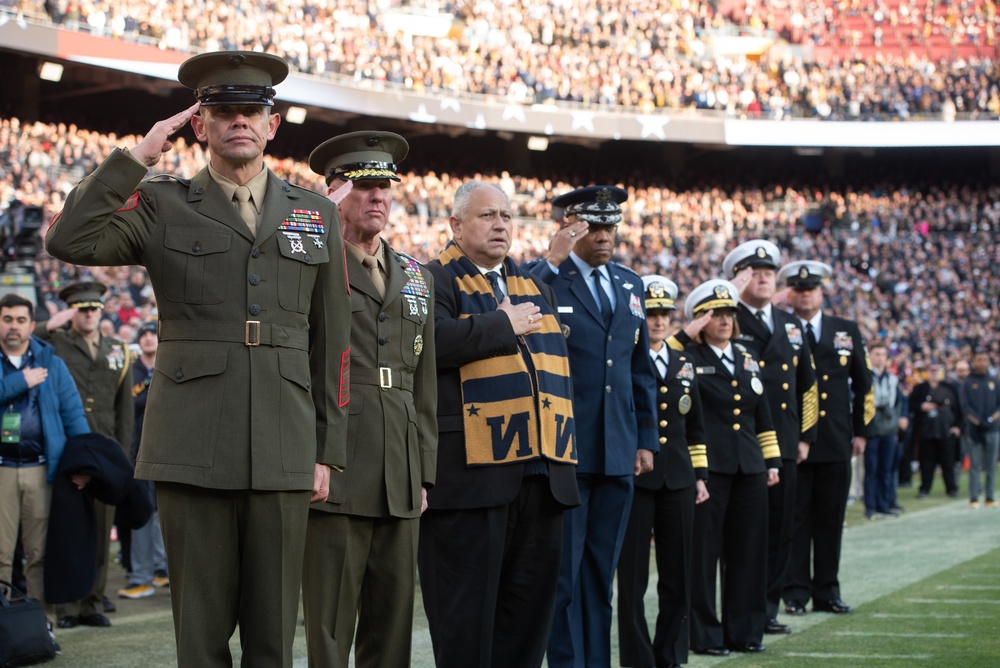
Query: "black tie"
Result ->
[[655, 355, 668, 380], [486, 271, 504, 305], [757, 309, 771, 334], [806, 322, 817, 348], [592, 269, 612, 325], [722, 354, 735, 374]]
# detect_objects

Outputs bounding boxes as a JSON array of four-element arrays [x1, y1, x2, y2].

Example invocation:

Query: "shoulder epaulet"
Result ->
[[145, 174, 191, 186], [285, 181, 325, 196], [394, 249, 428, 268], [612, 262, 640, 278]]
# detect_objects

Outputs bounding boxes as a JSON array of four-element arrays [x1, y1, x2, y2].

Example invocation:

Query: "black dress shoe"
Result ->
[[784, 601, 807, 615], [731, 642, 766, 653], [765, 618, 792, 634], [57, 616, 79, 629], [814, 599, 853, 614], [78, 613, 112, 627], [695, 645, 730, 656], [102, 595, 117, 613]]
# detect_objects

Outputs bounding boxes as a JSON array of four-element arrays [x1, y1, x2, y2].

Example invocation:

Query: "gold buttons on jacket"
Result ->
[[821, 392, 828, 399], [733, 408, 741, 416], [660, 437, 667, 445], [781, 402, 788, 410], [734, 394, 741, 401], [660, 420, 668, 427], [782, 383, 789, 390], [820, 410, 827, 417], [823, 374, 829, 381], [732, 380, 739, 388], [733, 424, 741, 431], [782, 363, 789, 371], [759, 360, 766, 367], [660, 403, 667, 410], [660, 386, 667, 394]]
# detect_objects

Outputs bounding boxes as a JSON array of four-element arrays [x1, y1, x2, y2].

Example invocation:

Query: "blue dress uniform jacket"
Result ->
[[529, 259, 659, 472], [45, 148, 351, 491]]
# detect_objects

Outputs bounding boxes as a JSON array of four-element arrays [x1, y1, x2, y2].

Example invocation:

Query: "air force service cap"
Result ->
[[777, 260, 833, 289], [642, 275, 679, 311], [308, 131, 409, 185], [684, 278, 739, 321], [178, 51, 289, 107], [723, 239, 781, 278], [58, 281, 107, 310], [552, 186, 628, 226]]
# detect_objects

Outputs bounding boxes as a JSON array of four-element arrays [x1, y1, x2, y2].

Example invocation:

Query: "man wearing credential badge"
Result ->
[[45, 50, 351, 666], [301, 131, 437, 668]]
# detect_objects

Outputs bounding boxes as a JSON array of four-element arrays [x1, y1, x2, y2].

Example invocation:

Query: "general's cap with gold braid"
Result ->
[[777, 260, 832, 289], [684, 278, 739, 321], [178, 51, 289, 106], [308, 131, 409, 185], [641, 275, 678, 311], [722, 239, 781, 278], [58, 281, 107, 310], [552, 185, 628, 226]]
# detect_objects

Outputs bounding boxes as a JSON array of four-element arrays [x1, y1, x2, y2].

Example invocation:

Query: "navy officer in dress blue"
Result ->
[[527, 185, 659, 668]]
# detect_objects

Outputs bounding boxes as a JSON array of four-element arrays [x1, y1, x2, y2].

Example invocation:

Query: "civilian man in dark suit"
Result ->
[[617, 275, 708, 668], [418, 181, 579, 668], [778, 261, 873, 616], [303, 131, 437, 668], [528, 185, 658, 668], [46, 51, 350, 666], [723, 241, 818, 634]]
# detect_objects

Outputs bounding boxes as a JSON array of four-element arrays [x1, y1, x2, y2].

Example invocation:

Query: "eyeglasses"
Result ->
[[76, 306, 101, 313]]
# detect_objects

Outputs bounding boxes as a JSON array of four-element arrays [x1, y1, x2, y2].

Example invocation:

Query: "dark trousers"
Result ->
[[690, 471, 769, 651], [865, 434, 898, 514], [56, 501, 113, 619], [157, 483, 310, 668], [766, 458, 797, 619], [784, 460, 850, 606], [617, 484, 695, 668], [418, 476, 563, 668], [919, 437, 958, 495]]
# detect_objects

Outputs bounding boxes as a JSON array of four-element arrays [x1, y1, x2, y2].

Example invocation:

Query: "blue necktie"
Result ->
[[486, 271, 504, 305], [592, 269, 612, 325], [806, 322, 817, 348]]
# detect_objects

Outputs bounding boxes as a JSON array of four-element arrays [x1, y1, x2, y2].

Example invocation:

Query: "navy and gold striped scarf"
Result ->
[[439, 241, 577, 466]]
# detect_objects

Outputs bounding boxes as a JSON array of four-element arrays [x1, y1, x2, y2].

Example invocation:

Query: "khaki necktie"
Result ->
[[233, 185, 256, 236], [362, 255, 385, 298]]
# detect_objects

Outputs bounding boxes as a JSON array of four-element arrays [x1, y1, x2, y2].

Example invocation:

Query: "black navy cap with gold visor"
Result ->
[[777, 260, 832, 289], [308, 131, 409, 185], [641, 275, 678, 311], [178, 51, 289, 107], [552, 185, 628, 226], [684, 278, 739, 321], [58, 280, 107, 310]]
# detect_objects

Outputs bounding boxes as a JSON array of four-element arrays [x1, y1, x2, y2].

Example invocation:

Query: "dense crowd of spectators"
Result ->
[[2, 115, 998, 392], [2, 0, 997, 119]]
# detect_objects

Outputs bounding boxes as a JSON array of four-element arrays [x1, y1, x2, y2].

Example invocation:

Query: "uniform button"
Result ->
[[734, 394, 741, 401], [759, 360, 766, 367], [660, 403, 667, 410], [823, 374, 829, 381], [249, 304, 261, 316], [607, 335, 613, 342], [733, 423, 741, 431], [659, 386, 667, 394], [782, 363, 789, 371], [304, 253, 312, 262], [305, 381, 311, 390], [192, 243, 201, 253], [378, 336, 388, 346], [607, 359, 614, 367], [249, 274, 260, 286], [659, 436, 667, 445], [174, 370, 184, 379], [781, 402, 788, 410], [733, 408, 741, 416], [821, 392, 828, 400], [251, 247, 261, 258], [605, 385, 612, 394], [820, 410, 827, 417], [732, 380, 738, 388], [782, 382, 789, 390], [378, 312, 388, 322], [659, 420, 667, 427]]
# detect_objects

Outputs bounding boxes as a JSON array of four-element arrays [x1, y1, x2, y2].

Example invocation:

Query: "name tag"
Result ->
[[696, 366, 716, 375], [558, 306, 574, 314]]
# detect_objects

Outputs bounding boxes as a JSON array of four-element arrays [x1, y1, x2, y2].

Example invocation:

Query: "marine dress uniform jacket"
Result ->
[[45, 148, 351, 489]]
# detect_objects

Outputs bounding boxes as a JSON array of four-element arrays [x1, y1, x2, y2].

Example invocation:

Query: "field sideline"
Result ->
[[52, 488, 1000, 667]]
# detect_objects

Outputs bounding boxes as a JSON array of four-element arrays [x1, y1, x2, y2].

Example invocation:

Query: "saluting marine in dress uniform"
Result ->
[[46, 51, 351, 667], [302, 131, 437, 668], [723, 241, 818, 635], [37, 281, 133, 629], [668, 279, 781, 656], [617, 275, 708, 668], [778, 261, 873, 617]]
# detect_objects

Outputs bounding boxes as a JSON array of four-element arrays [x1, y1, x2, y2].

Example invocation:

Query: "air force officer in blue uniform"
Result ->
[[527, 186, 658, 668]]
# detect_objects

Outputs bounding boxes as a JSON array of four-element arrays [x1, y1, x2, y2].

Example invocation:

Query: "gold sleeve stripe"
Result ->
[[864, 387, 876, 425], [666, 335, 685, 352], [688, 444, 708, 470], [801, 381, 818, 432], [757, 430, 780, 460]]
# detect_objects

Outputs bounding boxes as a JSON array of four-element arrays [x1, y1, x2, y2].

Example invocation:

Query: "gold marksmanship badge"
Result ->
[[678, 394, 692, 415], [413, 335, 423, 357]]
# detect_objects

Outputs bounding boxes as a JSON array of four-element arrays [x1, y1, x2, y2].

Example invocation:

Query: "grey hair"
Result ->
[[451, 180, 507, 220]]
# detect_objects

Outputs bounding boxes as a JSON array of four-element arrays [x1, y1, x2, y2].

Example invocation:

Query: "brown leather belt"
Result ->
[[157, 320, 309, 351], [350, 367, 414, 392]]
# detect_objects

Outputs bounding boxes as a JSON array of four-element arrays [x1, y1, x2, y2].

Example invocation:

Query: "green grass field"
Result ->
[[51, 473, 1000, 667]]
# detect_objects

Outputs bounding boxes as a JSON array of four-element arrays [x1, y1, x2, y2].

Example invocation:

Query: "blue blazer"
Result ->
[[528, 259, 658, 476]]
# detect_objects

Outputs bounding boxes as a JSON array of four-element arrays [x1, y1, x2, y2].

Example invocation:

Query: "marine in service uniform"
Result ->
[[527, 185, 658, 668], [616, 275, 708, 668], [36, 281, 133, 629], [45, 51, 351, 667], [723, 241, 818, 634], [302, 131, 437, 668], [778, 261, 873, 617], [668, 279, 781, 656]]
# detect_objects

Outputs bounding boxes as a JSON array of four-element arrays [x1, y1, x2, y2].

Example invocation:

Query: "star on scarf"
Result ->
[[467, 404, 480, 416]]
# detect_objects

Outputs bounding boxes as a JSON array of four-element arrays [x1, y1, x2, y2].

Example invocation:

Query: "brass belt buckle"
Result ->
[[245, 320, 261, 346], [379, 366, 392, 390]]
